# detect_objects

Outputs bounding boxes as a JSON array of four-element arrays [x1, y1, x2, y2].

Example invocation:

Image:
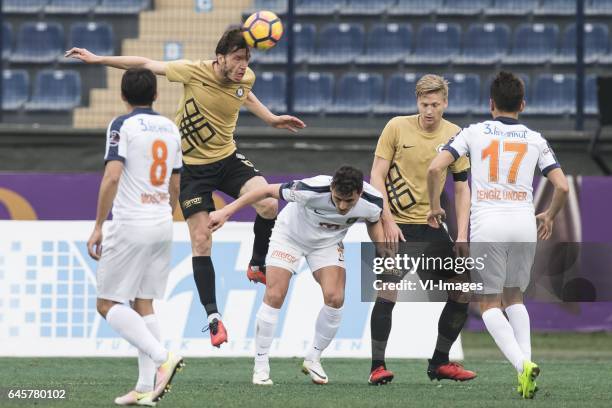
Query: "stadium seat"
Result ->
[[406, 23, 461, 64], [3, 23, 12, 61], [249, 0, 287, 15], [3, 0, 48, 14], [439, 0, 490, 15], [446, 74, 480, 115], [95, 0, 148, 14], [455, 23, 510, 65], [374, 73, 418, 115], [45, 0, 99, 14], [585, 75, 598, 115], [251, 72, 286, 112], [503, 23, 559, 64], [356, 23, 412, 65], [253, 23, 315, 64], [475, 73, 531, 115], [341, 0, 395, 15], [65, 23, 114, 62], [553, 23, 609, 64], [25, 70, 82, 111], [587, 0, 612, 15], [529, 74, 576, 115], [328, 73, 383, 114], [388, 0, 444, 15], [534, 0, 576, 15], [294, 72, 334, 113], [11, 22, 64, 64], [296, 0, 344, 15], [311, 23, 364, 64], [2, 70, 29, 111], [486, 0, 538, 15]]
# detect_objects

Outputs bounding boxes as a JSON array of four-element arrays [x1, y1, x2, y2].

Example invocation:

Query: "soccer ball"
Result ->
[[242, 10, 283, 50]]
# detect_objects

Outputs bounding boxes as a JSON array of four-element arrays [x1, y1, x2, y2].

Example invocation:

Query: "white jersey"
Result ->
[[276, 175, 383, 249], [104, 107, 182, 224], [445, 117, 560, 218]]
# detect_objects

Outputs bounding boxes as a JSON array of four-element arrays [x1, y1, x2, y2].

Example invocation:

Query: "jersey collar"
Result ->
[[494, 116, 520, 125], [132, 107, 158, 115]]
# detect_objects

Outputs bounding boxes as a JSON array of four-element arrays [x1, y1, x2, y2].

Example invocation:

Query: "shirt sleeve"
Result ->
[[443, 128, 470, 161], [374, 119, 398, 161], [537, 138, 561, 176], [278, 180, 318, 204], [166, 60, 196, 84], [172, 132, 183, 172], [104, 117, 127, 163]]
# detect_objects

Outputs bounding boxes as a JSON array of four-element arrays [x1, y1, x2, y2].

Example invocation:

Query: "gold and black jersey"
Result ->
[[166, 60, 255, 165], [374, 114, 470, 224]]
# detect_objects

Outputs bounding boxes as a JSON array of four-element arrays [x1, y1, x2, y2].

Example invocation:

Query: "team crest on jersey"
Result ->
[[236, 87, 245, 97], [109, 130, 121, 147], [436, 143, 446, 153]]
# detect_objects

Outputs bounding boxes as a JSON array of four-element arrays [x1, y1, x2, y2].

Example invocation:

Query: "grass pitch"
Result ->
[[1, 332, 611, 408]]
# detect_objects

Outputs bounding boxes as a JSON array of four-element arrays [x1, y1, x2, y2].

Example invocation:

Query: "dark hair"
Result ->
[[490, 71, 524, 113], [331, 165, 364, 196], [121, 68, 156, 106], [216, 27, 249, 56]]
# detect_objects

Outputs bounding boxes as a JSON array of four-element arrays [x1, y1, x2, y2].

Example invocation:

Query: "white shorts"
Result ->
[[97, 220, 173, 302], [470, 211, 537, 294], [265, 230, 345, 274]]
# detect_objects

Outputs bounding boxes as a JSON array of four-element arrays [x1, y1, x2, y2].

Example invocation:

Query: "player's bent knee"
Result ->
[[96, 298, 116, 318], [264, 291, 286, 309], [323, 292, 345, 308]]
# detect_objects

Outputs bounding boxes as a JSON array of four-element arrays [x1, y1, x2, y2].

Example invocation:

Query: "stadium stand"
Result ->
[[446, 73, 481, 115], [529, 74, 576, 115], [10, 22, 64, 64], [486, 0, 539, 15], [2, 70, 29, 111], [373, 72, 417, 115], [327, 72, 384, 114], [588, 0, 612, 15], [94, 0, 150, 15], [25, 69, 82, 111], [3, 23, 12, 60], [4, 0, 48, 14], [65, 23, 115, 62], [355, 23, 412, 65], [293, 71, 334, 114], [405, 23, 461, 64], [251, 71, 287, 112], [341, 0, 396, 15], [585, 74, 598, 115], [310, 23, 364, 64], [388, 0, 444, 15], [455, 23, 511, 65], [249, 0, 288, 14], [535, 0, 578, 16], [45, 0, 99, 14], [503, 23, 559, 64], [296, 0, 343, 15], [439, 0, 491, 15], [553, 23, 609, 64]]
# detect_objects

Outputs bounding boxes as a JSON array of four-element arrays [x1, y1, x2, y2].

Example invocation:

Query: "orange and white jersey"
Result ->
[[104, 107, 182, 224], [444, 116, 560, 218]]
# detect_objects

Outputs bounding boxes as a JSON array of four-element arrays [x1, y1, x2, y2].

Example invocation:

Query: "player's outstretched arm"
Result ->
[[87, 161, 124, 260], [426, 151, 455, 228], [371, 156, 405, 243], [208, 183, 281, 231], [64, 48, 167, 75], [244, 91, 306, 133], [536, 168, 569, 240]]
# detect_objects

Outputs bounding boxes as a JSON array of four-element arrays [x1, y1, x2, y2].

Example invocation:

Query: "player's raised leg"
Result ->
[[253, 265, 292, 385], [185, 210, 227, 347], [303, 262, 346, 385], [240, 175, 278, 284]]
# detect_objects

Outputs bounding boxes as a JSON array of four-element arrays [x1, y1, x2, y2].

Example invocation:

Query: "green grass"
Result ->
[[1, 332, 611, 408]]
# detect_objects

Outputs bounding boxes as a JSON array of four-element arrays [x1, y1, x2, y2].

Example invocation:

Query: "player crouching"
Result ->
[[209, 166, 385, 385]]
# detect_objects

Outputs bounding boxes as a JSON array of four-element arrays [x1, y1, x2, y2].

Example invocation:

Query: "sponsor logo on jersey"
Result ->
[[182, 197, 202, 209], [109, 130, 121, 147], [236, 87, 245, 97]]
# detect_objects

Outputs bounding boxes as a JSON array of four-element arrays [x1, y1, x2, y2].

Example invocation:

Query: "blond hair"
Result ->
[[415, 74, 449, 100]]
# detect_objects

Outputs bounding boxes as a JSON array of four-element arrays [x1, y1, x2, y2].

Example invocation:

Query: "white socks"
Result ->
[[305, 305, 343, 362], [106, 304, 168, 366], [505, 303, 532, 361], [135, 314, 162, 393], [254, 303, 280, 372], [482, 307, 526, 373]]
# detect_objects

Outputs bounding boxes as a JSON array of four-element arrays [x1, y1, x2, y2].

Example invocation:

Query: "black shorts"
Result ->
[[179, 150, 261, 219]]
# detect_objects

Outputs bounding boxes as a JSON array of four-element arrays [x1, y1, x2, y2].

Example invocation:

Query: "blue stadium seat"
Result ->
[[374, 73, 418, 115], [296, 0, 344, 15], [585, 75, 598, 115], [251, 72, 286, 112], [503, 23, 559, 64], [25, 70, 82, 111], [65, 23, 114, 62], [553, 23, 609, 64], [341, 0, 395, 15], [251, 38, 287, 64], [3, 23, 12, 61], [249, 0, 287, 15], [252, 23, 315, 64], [529, 74, 576, 115], [388, 0, 444, 15], [445, 74, 480, 115], [535, 0, 576, 15], [356, 24, 412, 65], [11, 22, 64, 64], [588, 0, 612, 15], [2, 70, 29, 111], [3, 0, 48, 14], [294, 72, 334, 113], [45, 0, 99, 13], [406, 23, 461, 64], [456, 23, 510, 65], [95, 0, 148, 14], [486, 0, 538, 15], [328, 73, 383, 114], [475, 73, 531, 114], [311, 23, 364, 64], [439, 0, 490, 15]]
